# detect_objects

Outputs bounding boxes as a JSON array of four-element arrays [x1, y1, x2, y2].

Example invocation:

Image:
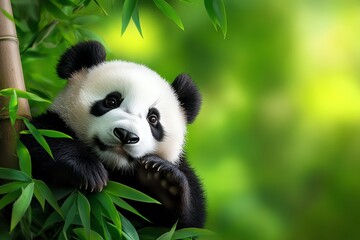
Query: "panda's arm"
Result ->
[[134, 155, 206, 228], [20, 112, 108, 192]]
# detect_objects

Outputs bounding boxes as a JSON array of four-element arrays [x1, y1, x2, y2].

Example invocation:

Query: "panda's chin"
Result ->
[[93, 136, 135, 170]]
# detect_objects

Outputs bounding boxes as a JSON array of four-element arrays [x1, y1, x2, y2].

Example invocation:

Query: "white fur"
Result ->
[[50, 61, 187, 169]]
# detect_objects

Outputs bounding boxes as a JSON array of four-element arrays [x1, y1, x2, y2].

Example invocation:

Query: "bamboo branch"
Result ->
[[0, 0, 31, 168]]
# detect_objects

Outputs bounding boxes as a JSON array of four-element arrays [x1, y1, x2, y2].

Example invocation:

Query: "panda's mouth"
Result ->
[[93, 136, 134, 161]]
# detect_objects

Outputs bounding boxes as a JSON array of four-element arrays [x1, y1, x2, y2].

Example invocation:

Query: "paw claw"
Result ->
[[145, 163, 149, 169], [157, 166, 162, 172], [152, 163, 158, 169]]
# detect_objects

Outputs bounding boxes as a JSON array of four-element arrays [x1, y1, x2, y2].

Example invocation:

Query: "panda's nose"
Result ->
[[114, 128, 139, 144]]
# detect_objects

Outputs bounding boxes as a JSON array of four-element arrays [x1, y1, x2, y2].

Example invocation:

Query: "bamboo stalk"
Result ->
[[0, 0, 31, 168]]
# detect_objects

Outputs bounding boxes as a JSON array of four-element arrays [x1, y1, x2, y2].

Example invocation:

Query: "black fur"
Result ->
[[172, 74, 202, 124], [20, 112, 206, 228], [57, 41, 106, 79]]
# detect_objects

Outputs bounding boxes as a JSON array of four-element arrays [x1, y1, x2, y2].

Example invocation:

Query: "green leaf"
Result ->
[[94, 0, 108, 16], [204, 0, 218, 29], [204, 0, 227, 38], [61, 192, 77, 214], [41, 211, 63, 232], [20, 129, 73, 139], [153, 0, 184, 30], [89, 196, 112, 240], [0, 167, 31, 182], [105, 181, 160, 204], [106, 222, 122, 240], [94, 192, 122, 234], [0, 8, 15, 22], [34, 179, 63, 218], [156, 221, 177, 240], [131, 3, 143, 38], [73, 228, 104, 240], [33, 182, 45, 210], [23, 119, 53, 159], [0, 181, 27, 195], [172, 228, 214, 239], [8, 89, 18, 126], [16, 139, 32, 177], [10, 182, 34, 232], [43, 0, 68, 20], [77, 192, 91, 237], [0, 190, 20, 211], [110, 195, 150, 222], [32, 21, 59, 49], [0, 88, 51, 103], [63, 200, 77, 234], [120, 213, 139, 240], [122, 0, 136, 35]]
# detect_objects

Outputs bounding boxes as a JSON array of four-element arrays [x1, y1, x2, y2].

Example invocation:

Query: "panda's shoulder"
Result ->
[[30, 111, 75, 137]]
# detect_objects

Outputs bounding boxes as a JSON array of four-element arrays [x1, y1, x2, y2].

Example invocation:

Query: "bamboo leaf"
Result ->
[[23, 119, 53, 159], [8, 89, 18, 126], [120, 213, 139, 240], [77, 192, 91, 237], [89, 196, 112, 240], [73, 228, 104, 240], [43, 0, 68, 20], [204, 0, 227, 38], [21, 129, 72, 139], [0, 88, 51, 103], [41, 211, 63, 232], [0, 190, 20, 211], [0, 8, 15, 22], [16, 139, 32, 177], [32, 21, 59, 49], [94, 0, 108, 16], [33, 182, 45, 210], [153, 0, 184, 30], [0, 181, 27, 195], [106, 222, 122, 240], [110, 195, 150, 222], [34, 179, 63, 218], [105, 181, 160, 204], [94, 192, 122, 234], [131, 3, 143, 38], [10, 182, 34, 232], [63, 201, 77, 235], [172, 228, 214, 239], [0, 167, 31, 182], [122, 0, 136, 35], [156, 221, 177, 240]]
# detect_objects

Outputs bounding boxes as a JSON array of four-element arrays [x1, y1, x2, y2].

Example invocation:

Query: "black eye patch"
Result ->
[[148, 108, 164, 141], [90, 92, 123, 117]]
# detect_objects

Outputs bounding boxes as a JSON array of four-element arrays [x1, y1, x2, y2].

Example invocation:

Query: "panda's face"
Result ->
[[51, 61, 187, 169]]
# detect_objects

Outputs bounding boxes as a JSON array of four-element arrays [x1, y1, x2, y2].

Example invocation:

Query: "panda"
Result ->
[[20, 41, 206, 229]]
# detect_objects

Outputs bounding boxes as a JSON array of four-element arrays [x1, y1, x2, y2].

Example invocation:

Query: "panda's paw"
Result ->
[[138, 155, 190, 210], [75, 160, 109, 192]]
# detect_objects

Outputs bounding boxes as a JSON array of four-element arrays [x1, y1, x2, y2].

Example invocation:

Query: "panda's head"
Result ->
[[50, 41, 201, 170]]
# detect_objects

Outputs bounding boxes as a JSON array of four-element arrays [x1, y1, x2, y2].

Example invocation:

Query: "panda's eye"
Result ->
[[105, 97, 118, 108], [148, 114, 158, 125]]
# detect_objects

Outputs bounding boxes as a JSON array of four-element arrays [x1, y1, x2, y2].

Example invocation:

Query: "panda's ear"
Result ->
[[57, 41, 106, 79], [172, 74, 202, 124]]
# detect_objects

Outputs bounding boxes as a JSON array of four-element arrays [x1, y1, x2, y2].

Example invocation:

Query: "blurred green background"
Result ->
[[18, 0, 360, 239]]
